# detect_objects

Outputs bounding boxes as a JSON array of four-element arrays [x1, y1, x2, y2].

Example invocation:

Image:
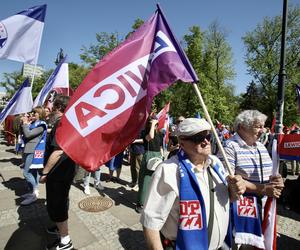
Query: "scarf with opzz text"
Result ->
[[176, 150, 228, 250], [29, 120, 47, 169], [232, 194, 264, 249]]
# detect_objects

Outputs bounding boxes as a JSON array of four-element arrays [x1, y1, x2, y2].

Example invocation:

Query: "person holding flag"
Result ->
[[136, 116, 164, 213], [141, 118, 246, 250], [20, 106, 47, 205], [39, 95, 75, 250], [221, 110, 284, 249]]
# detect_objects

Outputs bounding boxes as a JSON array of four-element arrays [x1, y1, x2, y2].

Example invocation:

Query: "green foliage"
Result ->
[[68, 63, 89, 90], [239, 81, 261, 110], [125, 18, 144, 39], [242, 5, 300, 126], [80, 32, 121, 67], [154, 22, 238, 126], [0, 71, 26, 97]]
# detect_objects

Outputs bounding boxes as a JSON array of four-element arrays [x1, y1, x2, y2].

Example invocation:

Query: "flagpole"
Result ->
[[192, 83, 234, 176]]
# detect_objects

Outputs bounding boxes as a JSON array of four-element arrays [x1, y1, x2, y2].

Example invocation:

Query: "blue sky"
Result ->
[[1, 0, 299, 94]]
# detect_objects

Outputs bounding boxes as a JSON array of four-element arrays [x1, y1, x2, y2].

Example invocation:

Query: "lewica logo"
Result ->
[[65, 30, 176, 137]]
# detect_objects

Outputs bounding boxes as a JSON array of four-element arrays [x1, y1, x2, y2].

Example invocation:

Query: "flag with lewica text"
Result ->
[[56, 5, 198, 171], [0, 5, 46, 64], [0, 79, 33, 124]]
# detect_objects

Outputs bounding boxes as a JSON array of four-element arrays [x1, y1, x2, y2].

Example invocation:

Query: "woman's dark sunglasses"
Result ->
[[182, 132, 212, 144]]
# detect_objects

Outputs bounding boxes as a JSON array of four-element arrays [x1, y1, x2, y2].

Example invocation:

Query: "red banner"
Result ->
[[278, 134, 300, 160]]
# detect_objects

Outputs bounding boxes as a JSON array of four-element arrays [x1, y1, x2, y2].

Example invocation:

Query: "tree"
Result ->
[[200, 21, 237, 125], [155, 22, 238, 126], [154, 26, 204, 118], [242, 5, 300, 126], [125, 18, 144, 39], [80, 19, 145, 68], [0, 71, 26, 97], [239, 81, 261, 110], [80, 32, 121, 67], [68, 63, 89, 90]]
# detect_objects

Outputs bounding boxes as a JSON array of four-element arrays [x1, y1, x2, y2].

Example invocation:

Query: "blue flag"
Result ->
[[0, 5, 46, 64], [33, 56, 68, 107], [0, 79, 33, 124]]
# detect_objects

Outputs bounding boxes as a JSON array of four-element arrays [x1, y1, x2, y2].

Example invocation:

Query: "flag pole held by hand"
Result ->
[[192, 83, 234, 176]]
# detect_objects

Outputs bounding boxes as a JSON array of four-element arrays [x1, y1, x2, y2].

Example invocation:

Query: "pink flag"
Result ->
[[56, 5, 198, 171]]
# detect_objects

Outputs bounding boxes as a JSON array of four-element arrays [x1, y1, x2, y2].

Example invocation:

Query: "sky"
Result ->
[[0, 0, 299, 95]]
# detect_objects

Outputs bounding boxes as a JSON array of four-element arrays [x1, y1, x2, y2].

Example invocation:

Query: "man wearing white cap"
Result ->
[[141, 118, 246, 250]]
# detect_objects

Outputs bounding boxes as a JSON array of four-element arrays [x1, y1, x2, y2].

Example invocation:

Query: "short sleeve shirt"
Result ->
[[221, 133, 273, 183], [141, 155, 229, 250]]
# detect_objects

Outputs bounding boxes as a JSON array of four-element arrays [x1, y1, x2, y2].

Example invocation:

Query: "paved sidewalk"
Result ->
[[0, 134, 299, 249], [0, 136, 145, 250]]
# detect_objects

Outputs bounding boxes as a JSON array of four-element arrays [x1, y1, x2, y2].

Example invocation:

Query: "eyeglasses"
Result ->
[[181, 132, 212, 144]]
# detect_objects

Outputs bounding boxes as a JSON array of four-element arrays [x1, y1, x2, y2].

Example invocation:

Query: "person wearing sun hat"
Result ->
[[141, 118, 246, 250]]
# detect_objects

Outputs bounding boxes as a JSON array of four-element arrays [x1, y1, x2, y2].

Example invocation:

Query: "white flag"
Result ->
[[0, 79, 33, 124], [33, 56, 69, 107], [0, 5, 47, 64]]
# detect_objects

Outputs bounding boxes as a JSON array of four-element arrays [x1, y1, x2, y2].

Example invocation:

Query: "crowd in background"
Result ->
[[1, 106, 300, 250]]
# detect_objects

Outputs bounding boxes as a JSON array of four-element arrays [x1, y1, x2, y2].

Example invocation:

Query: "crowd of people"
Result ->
[[2, 105, 300, 250]]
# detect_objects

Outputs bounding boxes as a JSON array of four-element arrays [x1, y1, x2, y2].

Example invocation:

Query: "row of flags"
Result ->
[[0, 56, 70, 124], [0, 4, 70, 123], [1, 4, 299, 249]]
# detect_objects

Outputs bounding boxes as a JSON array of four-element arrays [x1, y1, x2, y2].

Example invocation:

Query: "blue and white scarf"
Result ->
[[29, 120, 47, 169], [232, 194, 264, 249], [176, 150, 228, 250]]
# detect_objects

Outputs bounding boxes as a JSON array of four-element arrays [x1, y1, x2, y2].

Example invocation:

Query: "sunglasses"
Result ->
[[181, 132, 212, 144]]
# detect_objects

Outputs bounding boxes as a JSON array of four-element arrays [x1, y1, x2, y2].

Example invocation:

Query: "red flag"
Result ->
[[270, 117, 276, 134], [157, 103, 170, 147], [157, 102, 170, 130], [262, 197, 277, 250], [55, 6, 198, 171], [262, 138, 278, 250], [216, 119, 222, 129]]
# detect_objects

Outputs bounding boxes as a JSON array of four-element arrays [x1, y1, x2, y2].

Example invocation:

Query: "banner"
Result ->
[[278, 134, 300, 160], [56, 5, 198, 171]]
